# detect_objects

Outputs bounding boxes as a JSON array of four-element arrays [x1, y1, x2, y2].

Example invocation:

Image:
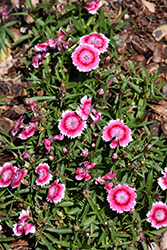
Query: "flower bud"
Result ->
[[112, 153, 118, 163], [91, 143, 96, 151], [83, 232, 89, 237], [81, 149, 89, 158], [104, 221, 109, 228], [97, 88, 104, 98], [49, 155, 54, 161], [63, 148, 69, 155], [144, 144, 151, 152], [119, 89, 124, 98]]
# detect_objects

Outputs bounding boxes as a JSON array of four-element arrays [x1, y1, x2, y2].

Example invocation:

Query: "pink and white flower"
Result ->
[[23, 151, 30, 159], [76, 96, 92, 120], [19, 123, 36, 140], [157, 168, 167, 190], [80, 32, 109, 53], [48, 38, 58, 49], [72, 44, 100, 72], [58, 111, 86, 138], [0, 163, 16, 187], [85, 0, 102, 14], [107, 184, 137, 213], [35, 163, 53, 187], [104, 182, 113, 192], [147, 202, 167, 229], [103, 171, 116, 180], [43, 138, 52, 154], [84, 161, 96, 170], [53, 134, 64, 140], [102, 119, 132, 148], [75, 168, 91, 182], [95, 176, 105, 185], [12, 116, 24, 136], [35, 41, 49, 52], [11, 168, 28, 189], [47, 180, 65, 204], [81, 149, 89, 158], [90, 109, 102, 126], [13, 209, 35, 236]]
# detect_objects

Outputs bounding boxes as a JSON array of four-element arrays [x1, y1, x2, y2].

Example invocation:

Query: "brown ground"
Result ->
[[0, 0, 167, 249]]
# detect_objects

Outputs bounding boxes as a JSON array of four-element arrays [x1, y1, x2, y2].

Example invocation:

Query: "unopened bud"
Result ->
[[104, 221, 109, 228], [91, 143, 96, 151], [83, 232, 89, 237], [112, 153, 118, 163], [144, 144, 151, 152], [119, 89, 124, 98], [129, 208, 135, 214], [49, 155, 54, 161], [97, 88, 104, 98], [63, 148, 69, 155]]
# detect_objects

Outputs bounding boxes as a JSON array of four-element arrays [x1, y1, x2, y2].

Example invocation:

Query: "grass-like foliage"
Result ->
[[0, 0, 167, 249]]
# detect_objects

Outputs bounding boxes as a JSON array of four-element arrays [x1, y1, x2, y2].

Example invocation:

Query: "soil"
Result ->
[[0, 0, 167, 249]]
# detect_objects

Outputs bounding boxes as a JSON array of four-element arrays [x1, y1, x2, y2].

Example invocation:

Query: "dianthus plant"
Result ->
[[0, 0, 166, 250]]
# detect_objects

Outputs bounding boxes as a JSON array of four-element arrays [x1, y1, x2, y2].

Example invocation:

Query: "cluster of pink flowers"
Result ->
[[85, 0, 102, 14], [147, 202, 167, 229], [72, 32, 109, 72], [0, 163, 27, 189], [107, 184, 137, 213], [102, 119, 132, 148], [58, 95, 102, 138], [95, 170, 117, 192], [13, 210, 35, 236], [32, 27, 69, 68], [75, 161, 96, 182]]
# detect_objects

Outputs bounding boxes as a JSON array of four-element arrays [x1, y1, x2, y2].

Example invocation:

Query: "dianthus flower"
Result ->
[[84, 161, 96, 170], [157, 167, 167, 190], [52, 134, 64, 140], [12, 116, 24, 136], [102, 119, 132, 148], [95, 176, 105, 185], [34, 41, 49, 52], [43, 138, 52, 154], [147, 202, 167, 229], [35, 163, 53, 187], [85, 0, 102, 14], [47, 180, 66, 204], [76, 95, 92, 120], [0, 162, 16, 187], [19, 120, 38, 140], [11, 168, 28, 189], [72, 44, 100, 72], [107, 184, 137, 213], [58, 111, 86, 138], [81, 149, 89, 158], [23, 151, 30, 159], [80, 32, 109, 53], [13, 210, 35, 236], [104, 182, 113, 192], [75, 168, 91, 182], [32, 52, 50, 68], [90, 108, 102, 126]]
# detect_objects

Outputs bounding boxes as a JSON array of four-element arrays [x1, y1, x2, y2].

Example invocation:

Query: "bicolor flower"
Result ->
[[11, 168, 28, 189], [104, 182, 113, 192], [12, 116, 24, 136], [84, 161, 96, 170], [85, 0, 102, 14], [23, 151, 30, 159], [107, 184, 137, 213], [53, 134, 64, 140], [72, 44, 100, 72], [147, 202, 167, 229], [95, 176, 105, 185], [157, 168, 167, 190], [75, 168, 91, 182], [90, 109, 102, 126], [43, 138, 52, 154], [80, 32, 109, 53], [19, 124, 36, 140], [0, 162, 16, 187], [81, 149, 89, 158], [58, 111, 86, 138], [34, 41, 49, 52], [102, 119, 132, 148], [76, 96, 92, 120], [35, 163, 53, 187], [32, 52, 50, 68], [13, 210, 35, 236], [47, 180, 66, 204]]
